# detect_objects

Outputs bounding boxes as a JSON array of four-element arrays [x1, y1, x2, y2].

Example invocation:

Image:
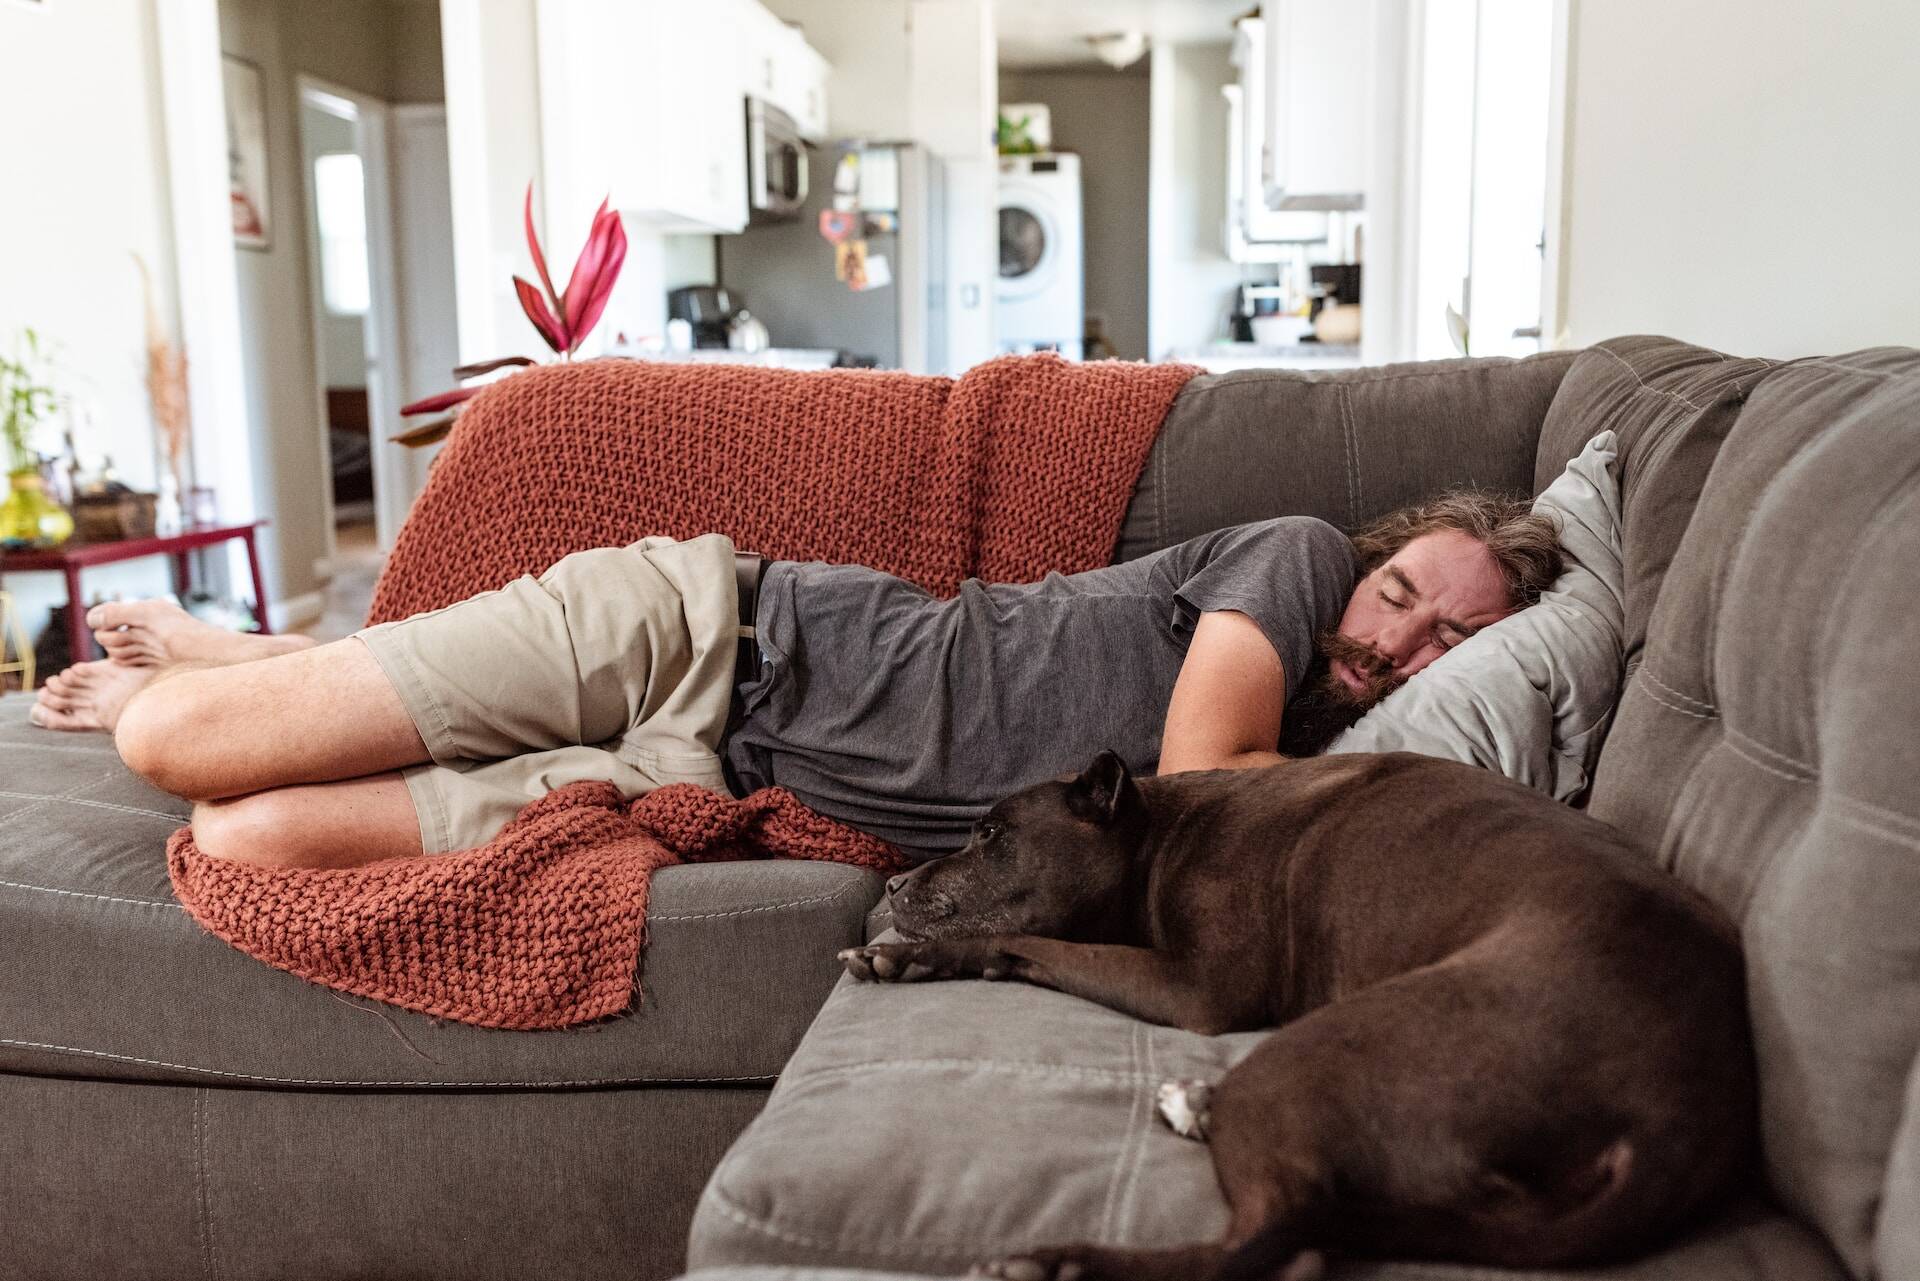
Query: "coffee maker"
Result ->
[[667, 286, 741, 349]]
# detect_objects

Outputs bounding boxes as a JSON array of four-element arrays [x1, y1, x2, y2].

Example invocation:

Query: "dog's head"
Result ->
[[888, 750, 1147, 942]]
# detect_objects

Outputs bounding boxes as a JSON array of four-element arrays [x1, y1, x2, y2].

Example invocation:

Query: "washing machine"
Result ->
[[996, 153, 1084, 359]]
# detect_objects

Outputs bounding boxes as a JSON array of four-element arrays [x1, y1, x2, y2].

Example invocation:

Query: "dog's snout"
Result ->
[[886, 873, 912, 897]]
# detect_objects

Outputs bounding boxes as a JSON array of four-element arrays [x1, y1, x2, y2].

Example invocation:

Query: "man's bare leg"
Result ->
[[111, 636, 430, 802], [188, 773, 424, 868], [23, 599, 435, 865]]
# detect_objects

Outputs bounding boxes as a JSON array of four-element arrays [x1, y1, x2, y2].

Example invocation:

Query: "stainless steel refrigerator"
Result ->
[[718, 142, 948, 374]]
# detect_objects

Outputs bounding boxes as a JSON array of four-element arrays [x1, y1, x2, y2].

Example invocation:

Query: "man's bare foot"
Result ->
[[88, 599, 315, 666], [29, 660, 156, 733]]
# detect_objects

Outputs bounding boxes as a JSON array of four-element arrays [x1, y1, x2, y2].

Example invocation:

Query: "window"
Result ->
[[313, 151, 370, 316]]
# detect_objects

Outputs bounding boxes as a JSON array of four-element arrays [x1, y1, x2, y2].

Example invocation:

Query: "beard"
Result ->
[[1277, 631, 1404, 757]]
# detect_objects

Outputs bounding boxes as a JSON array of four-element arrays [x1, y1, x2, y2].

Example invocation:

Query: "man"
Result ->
[[30, 493, 1561, 867]]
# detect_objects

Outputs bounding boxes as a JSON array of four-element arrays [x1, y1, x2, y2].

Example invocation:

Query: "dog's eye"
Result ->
[[977, 820, 1002, 842]]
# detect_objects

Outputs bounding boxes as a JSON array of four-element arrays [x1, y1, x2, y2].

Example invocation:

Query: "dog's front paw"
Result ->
[[838, 942, 945, 983], [1155, 1078, 1213, 1140], [970, 1253, 1087, 1281]]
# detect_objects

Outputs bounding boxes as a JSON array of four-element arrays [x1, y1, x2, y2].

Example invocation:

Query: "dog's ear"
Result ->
[[1066, 749, 1136, 826]]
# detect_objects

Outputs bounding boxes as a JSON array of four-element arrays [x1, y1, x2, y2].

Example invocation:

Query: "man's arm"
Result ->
[[1157, 610, 1288, 774]]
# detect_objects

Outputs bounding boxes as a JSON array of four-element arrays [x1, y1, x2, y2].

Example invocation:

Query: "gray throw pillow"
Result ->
[[1326, 431, 1624, 801]]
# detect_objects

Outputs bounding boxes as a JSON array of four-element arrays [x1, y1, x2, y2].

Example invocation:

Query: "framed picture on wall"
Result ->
[[222, 55, 271, 250]]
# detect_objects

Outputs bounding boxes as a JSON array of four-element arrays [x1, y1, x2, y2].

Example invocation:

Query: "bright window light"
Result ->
[[314, 151, 370, 316]]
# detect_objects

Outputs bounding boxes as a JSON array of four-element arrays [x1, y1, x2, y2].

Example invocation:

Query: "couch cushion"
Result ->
[[1114, 350, 1575, 562], [1584, 346, 1920, 1277], [0, 699, 882, 1088], [688, 964, 1848, 1280]]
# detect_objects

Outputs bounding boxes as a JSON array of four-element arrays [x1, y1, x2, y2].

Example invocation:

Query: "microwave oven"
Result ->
[[747, 98, 808, 220]]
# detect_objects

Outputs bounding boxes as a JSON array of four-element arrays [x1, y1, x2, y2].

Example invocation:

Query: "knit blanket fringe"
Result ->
[[169, 353, 1199, 1028]]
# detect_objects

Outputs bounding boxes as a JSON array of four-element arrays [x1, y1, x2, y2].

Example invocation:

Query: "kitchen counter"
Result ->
[[1168, 342, 1363, 374], [614, 347, 846, 371]]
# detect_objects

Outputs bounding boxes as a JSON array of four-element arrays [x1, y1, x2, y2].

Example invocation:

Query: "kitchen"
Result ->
[[455, 0, 1555, 381]]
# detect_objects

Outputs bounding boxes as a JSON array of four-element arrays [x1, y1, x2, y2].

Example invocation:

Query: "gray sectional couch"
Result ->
[[4, 336, 1915, 1281]]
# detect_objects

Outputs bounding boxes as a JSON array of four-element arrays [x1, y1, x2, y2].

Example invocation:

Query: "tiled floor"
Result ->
[[298, 520, 383, 644]]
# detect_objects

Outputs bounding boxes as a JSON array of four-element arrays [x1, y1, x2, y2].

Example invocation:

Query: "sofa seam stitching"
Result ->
[[1097, 1023, 1139, 1242], [1724, 726, 1813, 777], [0, 1038, 776, 1087], [1629, 675, 1718, 721], [1723, 737, 1818, 787], [780, 1057, 1155, 1086], [0, 789, 187, 823], [1116, 1026, 1156, 1241], [700, 1182, 1041, 1257], [1590, 345, 1768, 415], [1176, 352, 1576, 391], [1637, 668, 1716, 713], [647, 881, 868, 922], [192, 1087, 215, 1281], [0, 876, 183, 908], [0, 776, 110, 829], [1828, 806, 1920, 852], [1338, 383, 1360, 524]]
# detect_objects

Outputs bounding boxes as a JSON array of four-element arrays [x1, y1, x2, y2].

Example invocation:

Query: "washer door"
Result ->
[[997, 193, 1058, 301]]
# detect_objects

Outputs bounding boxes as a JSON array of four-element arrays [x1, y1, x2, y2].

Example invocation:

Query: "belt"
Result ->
[[720, 552, 767, 798], [733, 551, 766, 691]]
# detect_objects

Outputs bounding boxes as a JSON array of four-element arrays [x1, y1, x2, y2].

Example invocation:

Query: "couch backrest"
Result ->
[[1114, 350, 1575, 562], [1578, 342, 1920, 1279]]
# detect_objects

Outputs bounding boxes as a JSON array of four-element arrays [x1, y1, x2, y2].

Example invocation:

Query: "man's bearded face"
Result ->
[[1277, 632, 1406, 757]]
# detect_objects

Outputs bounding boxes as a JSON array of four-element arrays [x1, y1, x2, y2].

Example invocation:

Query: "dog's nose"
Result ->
[[886, 874, 911, 897]]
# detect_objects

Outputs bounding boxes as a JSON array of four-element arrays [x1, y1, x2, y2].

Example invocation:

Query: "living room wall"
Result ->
[[218, 0, 447, 626], [1558, 0, 1920, 357], [999, 66, 1151, 362], [0, 0, 187, 642]]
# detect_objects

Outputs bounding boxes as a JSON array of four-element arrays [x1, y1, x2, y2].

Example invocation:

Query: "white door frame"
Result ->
[[294, 74, 412, 556], [153, 0, 259, 589], [1539, 0, 1577, 349]]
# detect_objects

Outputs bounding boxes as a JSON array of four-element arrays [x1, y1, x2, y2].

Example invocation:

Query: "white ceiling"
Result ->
[[995, 0, 1248, 69]]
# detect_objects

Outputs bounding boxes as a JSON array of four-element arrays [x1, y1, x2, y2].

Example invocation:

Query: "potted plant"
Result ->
[[393, 183, 627, 447], [0, 329, 75, 548]]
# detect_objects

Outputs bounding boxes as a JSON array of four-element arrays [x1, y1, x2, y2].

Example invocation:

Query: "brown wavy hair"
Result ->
[[1350, 491, 1565, 608]]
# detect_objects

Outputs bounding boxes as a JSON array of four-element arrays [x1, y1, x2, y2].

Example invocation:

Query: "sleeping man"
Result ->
[[29, 492, 1561, 866]]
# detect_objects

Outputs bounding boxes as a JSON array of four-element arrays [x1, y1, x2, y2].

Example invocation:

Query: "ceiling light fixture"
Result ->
[[1086, 31, 1148, 69]]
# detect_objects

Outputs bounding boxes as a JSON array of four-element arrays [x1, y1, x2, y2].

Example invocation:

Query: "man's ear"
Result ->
[[1066, 749, 1136, 826]]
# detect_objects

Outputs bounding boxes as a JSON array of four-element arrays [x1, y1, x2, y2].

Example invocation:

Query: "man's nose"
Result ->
[[1373, 618, 1423, 668]]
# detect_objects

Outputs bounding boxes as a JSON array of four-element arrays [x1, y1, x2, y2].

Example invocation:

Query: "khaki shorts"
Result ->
[[354, 534, 740, 854]]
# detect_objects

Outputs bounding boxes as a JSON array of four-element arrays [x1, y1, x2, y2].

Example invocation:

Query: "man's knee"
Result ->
[[114, 677, 206, 797], [190, 794, 307, 867]]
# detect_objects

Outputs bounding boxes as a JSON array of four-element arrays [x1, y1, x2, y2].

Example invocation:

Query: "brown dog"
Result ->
[[840, 751, 1755, 1281]]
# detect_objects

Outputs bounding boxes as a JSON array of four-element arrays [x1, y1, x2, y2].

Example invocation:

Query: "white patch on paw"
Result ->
[[1156, 1078, 1213, 1140]]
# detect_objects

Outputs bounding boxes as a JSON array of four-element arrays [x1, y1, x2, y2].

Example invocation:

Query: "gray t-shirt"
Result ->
[[724, 516, 1358, 858]]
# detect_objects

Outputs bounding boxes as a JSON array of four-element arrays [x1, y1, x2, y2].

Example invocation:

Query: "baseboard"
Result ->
[[268, 590, 326, 634]]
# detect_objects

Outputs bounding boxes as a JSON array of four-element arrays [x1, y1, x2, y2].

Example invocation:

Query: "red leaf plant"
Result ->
[[393, 183, 628, 447]]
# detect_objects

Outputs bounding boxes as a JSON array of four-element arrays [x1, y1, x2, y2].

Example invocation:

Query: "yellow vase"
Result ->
[[0, 470, 76, 548]]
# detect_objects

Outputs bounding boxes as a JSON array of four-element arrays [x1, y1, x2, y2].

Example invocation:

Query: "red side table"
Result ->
[[0, 521, 272, 665]]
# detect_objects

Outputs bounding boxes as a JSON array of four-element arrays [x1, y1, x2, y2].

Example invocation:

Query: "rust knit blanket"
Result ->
[[169, 353, 1198, 1028]]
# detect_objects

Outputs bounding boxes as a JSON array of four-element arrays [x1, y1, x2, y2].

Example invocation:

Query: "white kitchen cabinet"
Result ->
[[1231, 18, 1331, 247], [536, 0, 748, 234], [1258, 0, 1369, 210], [739, 1, 831, 141]]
